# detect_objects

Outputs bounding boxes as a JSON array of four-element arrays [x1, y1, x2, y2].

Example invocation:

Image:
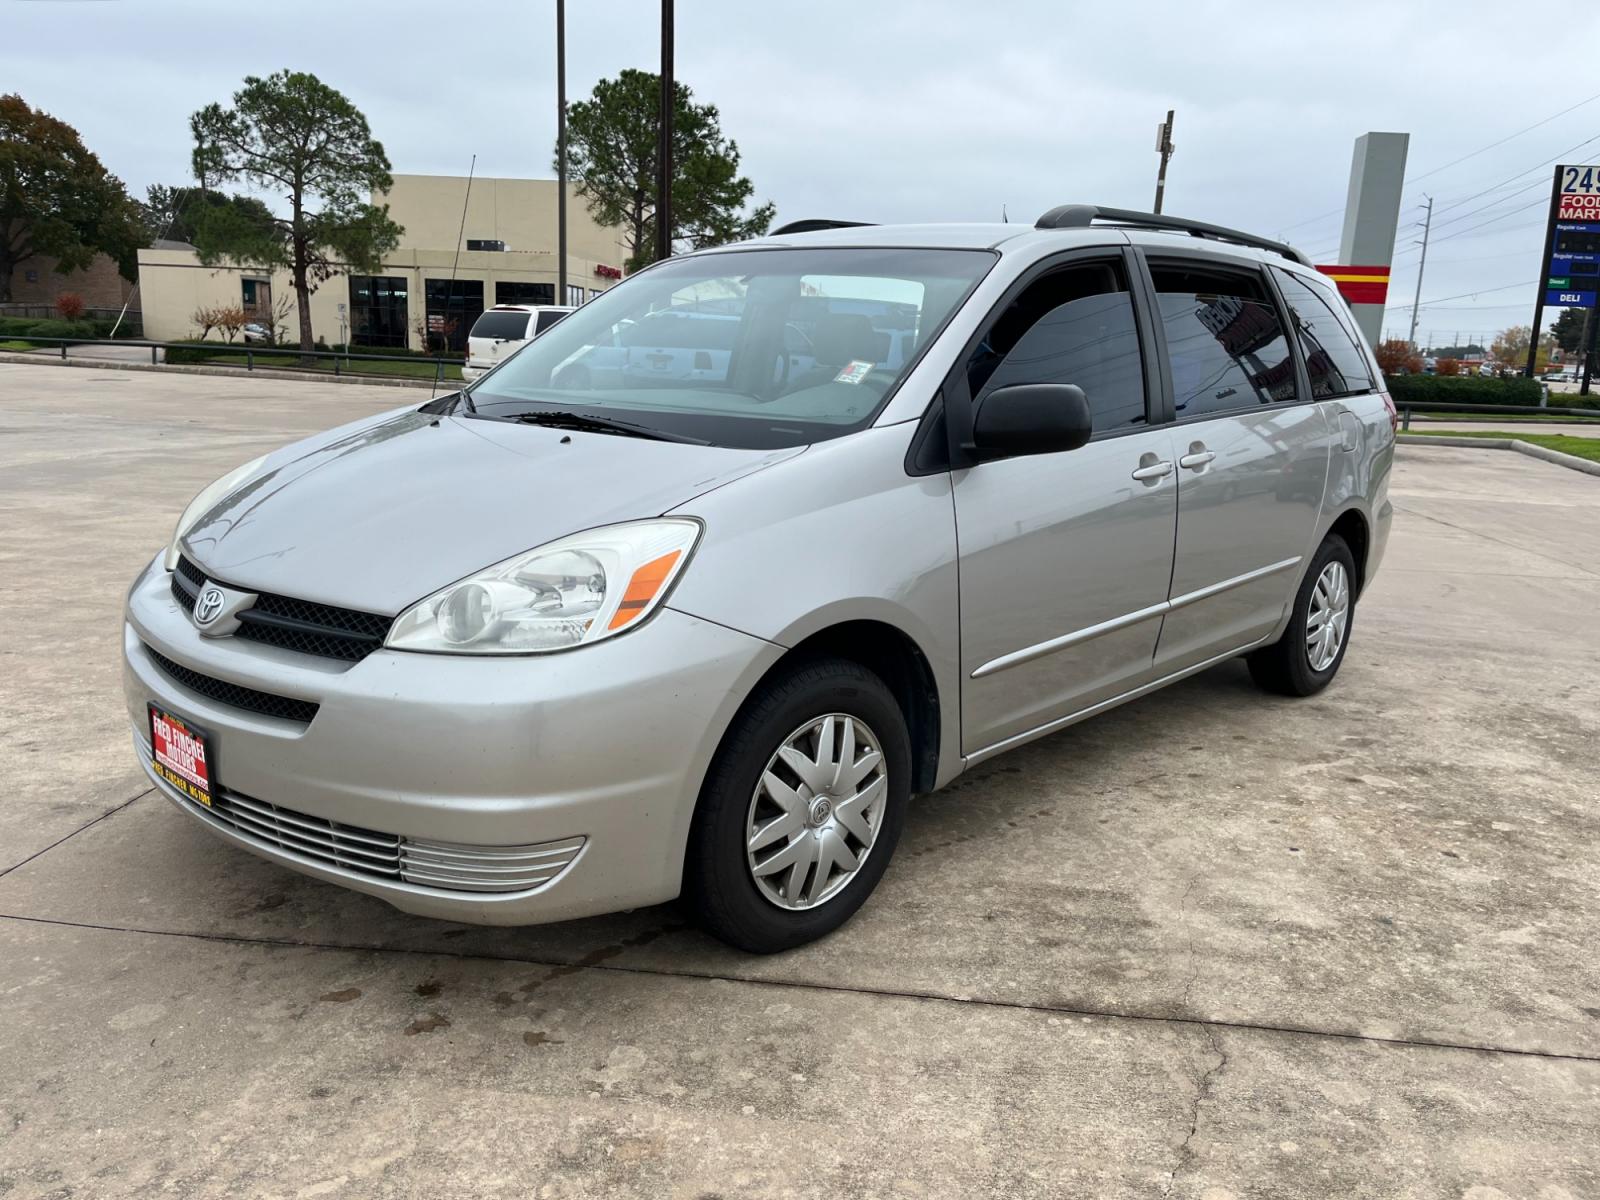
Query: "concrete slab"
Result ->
[[3, 374, 1599, 1193], [3, 918, 1596, 1199], [0, 364, 403, 867]]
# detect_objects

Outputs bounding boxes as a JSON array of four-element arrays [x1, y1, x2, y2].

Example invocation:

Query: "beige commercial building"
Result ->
[[136, 174, 629, 350]]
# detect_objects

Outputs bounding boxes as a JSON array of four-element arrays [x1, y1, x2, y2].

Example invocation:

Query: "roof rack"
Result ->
[[1034, 204, 1311, 267], [769, 219, 876, 235]]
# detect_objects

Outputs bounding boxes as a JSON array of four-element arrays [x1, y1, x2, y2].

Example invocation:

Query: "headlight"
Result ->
[[163, 454, 270, 570], [385, 519, 701, 655]]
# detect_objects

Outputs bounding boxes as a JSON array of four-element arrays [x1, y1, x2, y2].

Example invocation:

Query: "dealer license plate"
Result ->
[[148, 702, 214, 807]]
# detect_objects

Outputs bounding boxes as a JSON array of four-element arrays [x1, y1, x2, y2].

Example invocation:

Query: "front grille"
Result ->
[[172, 559, 200, 612], [144, 644, 320, 724], [177, 556, 393, 663], [164, 780, 585, 894]]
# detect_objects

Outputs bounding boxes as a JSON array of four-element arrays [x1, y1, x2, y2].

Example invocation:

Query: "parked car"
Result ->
[[460, 304, 573, 382], [126, 206, 1394, 952], [241, 323, 272, 344]]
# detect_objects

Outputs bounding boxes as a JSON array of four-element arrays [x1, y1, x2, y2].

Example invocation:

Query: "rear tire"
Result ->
[[685, 657, 910, 953], [1247, 533, 1356, 697]]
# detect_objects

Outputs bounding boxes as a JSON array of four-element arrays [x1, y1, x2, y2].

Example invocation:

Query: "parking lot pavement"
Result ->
[[2, 363, 1598, 1197]]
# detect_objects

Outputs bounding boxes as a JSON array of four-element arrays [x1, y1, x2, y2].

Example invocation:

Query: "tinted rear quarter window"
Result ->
[[471, 311, 533, 340], [1273, 270, 1374, 398], [534, 310, 568, 334], [1149, 263, 1296, 418]]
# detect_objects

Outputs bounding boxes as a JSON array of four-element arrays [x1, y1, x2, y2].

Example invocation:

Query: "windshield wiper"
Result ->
[[502, 410, 710, 445]]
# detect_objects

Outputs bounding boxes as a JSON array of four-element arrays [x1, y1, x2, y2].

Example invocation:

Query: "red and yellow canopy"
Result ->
[[1315, 265, 1390, 306]]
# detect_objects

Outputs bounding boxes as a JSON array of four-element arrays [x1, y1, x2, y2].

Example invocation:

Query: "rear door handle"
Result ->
[[1178, 446, 1215, 470], [1131, 459, 1174, 482]]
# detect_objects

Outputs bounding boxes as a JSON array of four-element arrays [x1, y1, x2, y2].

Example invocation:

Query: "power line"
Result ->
[[1274, 92, 1600, 238]]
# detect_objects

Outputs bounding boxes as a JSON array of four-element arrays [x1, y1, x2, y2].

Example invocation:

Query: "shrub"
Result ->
[[1435, 357, 1461, 377], [0, 316, 40, 336], [55, 292, 86, 320], [1384, 374, 1543, 407], [163, 338, 238, 365], [22, 318, 98, 342]]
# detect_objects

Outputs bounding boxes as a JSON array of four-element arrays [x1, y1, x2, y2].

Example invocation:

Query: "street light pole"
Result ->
[[656, 0, 674, 264], [556, 0, 568, 308]]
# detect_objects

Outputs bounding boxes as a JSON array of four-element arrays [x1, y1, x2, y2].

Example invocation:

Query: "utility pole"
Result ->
[[1406, 195, 1433, 350], [556, 0, 567, 307], [1152, 110, 1175, 214], [656, 0, 675, 264]]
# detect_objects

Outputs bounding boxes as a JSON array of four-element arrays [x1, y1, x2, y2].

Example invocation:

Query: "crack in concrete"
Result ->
[[4, 910, 1599, 1066], [0, 788, 152, 880], [1162, 1026, 1230, 1197]]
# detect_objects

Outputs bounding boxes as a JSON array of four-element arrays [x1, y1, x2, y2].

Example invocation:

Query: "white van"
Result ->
[[461, 305, 573, 381]]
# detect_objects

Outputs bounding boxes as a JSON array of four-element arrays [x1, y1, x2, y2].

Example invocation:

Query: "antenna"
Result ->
[[434, 154, 476, 399]]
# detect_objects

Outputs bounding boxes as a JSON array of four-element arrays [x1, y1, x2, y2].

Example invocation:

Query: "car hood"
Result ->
[[181, 405, 801, 613]]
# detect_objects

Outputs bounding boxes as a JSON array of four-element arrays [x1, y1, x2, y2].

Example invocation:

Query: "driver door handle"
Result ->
[[1178, 447, 1216, 470], [1131, 459, 1174, 482]]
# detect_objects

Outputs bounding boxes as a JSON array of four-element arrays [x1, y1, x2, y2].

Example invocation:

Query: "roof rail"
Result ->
[[769, 219, 876, 235], [1034, 204, 1311, 267]]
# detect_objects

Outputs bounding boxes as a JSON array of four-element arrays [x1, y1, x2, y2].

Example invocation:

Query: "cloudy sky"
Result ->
[[8, 0, 1596, 347]]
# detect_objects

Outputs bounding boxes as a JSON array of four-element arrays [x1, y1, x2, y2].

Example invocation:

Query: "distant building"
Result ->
[[136, 174, 628, 349], [3, 249, 135, 311]]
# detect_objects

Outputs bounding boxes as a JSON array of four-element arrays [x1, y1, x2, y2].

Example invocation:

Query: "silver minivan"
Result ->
[[125, 206, 1394, 952]]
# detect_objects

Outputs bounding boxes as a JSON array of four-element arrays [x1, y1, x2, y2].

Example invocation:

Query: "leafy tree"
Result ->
[[189, 71, 401, 353], [1551, 307, 1589, 356], [1374, 338, 1422, 375], [562, 69, 774, 271], [1435, 357, 1461, 377], [1489, 325, 1558, 374], [0, 94, 143, 302], [141, 184, 277, 247]]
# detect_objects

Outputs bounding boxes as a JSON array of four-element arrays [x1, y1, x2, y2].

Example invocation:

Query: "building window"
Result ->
[[348, 276, 409, 348], [241, 278, 273, 319], [424, 278, 484, 352], [495, 281, 555, 307], [565, 284, 585, 307], [466, 239, 507, 252]]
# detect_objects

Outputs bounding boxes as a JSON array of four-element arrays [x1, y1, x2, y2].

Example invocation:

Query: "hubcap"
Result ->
[[1305, 560, 1350, 672], [745, 713, 888, 911]]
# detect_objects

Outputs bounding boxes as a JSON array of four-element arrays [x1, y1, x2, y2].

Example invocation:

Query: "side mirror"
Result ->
[[971, 383, 1093, 458]]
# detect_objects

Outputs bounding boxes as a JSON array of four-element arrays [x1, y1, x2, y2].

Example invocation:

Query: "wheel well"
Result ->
[[1328, 509, 1370, 595], [775, 621, 942, 793]]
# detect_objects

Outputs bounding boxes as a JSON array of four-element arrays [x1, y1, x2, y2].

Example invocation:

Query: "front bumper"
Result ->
[[123, 555, 782, 924]]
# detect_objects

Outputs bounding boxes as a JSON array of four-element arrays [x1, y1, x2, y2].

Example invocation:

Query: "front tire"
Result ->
[[685, 657, 911, 953], [1247, 533, 1356, 697]]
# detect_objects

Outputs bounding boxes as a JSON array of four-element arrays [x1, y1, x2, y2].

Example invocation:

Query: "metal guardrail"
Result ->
[[1, 335, 463, 379], [1396, 400, 1600, 428]]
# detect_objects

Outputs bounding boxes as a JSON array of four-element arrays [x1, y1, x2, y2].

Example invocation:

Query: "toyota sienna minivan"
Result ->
[[125, 205, 1394, 952]]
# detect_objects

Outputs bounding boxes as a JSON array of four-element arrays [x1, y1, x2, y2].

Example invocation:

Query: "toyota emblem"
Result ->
[[194, 585, 226, 625]]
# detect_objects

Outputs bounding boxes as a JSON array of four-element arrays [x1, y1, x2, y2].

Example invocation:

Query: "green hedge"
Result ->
[[1384, 374, 1543, 407]]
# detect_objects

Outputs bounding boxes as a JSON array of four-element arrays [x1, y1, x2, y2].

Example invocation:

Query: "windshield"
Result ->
[[465, 247, 995, 448]]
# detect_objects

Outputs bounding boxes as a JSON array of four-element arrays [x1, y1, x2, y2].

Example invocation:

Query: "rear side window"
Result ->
[[1149, 263, 1296, 418], [1273, 270, 1374, 398], [967, 259, 1148, 435], [534, 310, 568, 334], [471, 310, 532, 340]]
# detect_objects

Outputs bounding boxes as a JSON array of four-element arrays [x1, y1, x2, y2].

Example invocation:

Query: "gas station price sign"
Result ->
[[1545, 165, 1600, 308]]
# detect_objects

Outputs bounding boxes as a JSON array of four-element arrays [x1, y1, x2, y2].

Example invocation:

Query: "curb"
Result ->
[[1397, 434, 1600, 478], [0, 351, 445, 391]]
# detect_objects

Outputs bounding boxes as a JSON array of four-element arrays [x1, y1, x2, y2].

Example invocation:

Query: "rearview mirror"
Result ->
[[971, 383, 1093, 458]]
